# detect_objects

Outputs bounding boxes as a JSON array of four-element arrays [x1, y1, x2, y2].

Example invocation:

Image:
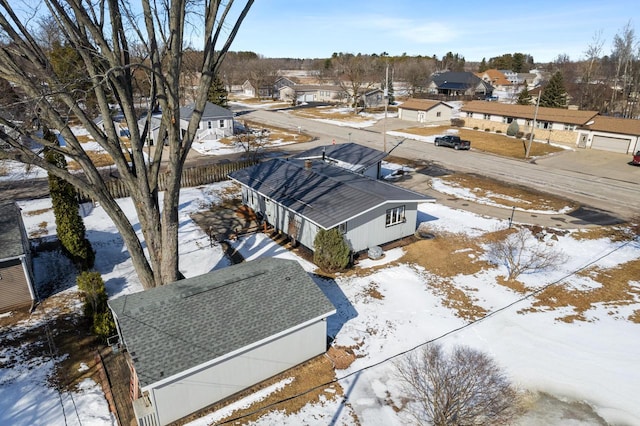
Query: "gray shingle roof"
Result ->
[[108, 257, 335, 388], [292, 143, 388, 172], [0, 202, 26, 260], [229, 158, 432, 229], [179, 101, 233, 121]]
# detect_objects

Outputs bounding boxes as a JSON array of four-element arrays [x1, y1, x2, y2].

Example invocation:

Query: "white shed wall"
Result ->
[[151, 320, 328, 425]]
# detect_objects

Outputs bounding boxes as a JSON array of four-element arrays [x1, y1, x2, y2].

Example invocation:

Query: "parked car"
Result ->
[[632, 150, 640, 166], [434, 135, 471, 150]]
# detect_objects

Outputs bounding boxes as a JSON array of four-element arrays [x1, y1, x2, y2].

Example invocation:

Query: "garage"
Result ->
[[590, 135, 631, 153], [297, 93, 315, 103]]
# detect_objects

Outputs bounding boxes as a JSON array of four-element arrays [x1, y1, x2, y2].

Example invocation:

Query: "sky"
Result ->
[[1, 115, 639, 425], [228, 0, 639, 63]]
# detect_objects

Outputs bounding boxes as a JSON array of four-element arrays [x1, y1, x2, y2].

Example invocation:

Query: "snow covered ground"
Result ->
[[1, 177, 639, 425]]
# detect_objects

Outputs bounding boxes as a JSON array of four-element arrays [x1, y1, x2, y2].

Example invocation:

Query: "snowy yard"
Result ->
[[1, 178, 639, 425]]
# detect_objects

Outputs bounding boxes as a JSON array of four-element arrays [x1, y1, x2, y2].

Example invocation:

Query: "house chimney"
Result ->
[[305, 159, 312, 169]]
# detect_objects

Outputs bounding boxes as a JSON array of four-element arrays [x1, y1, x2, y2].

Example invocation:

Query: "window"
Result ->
[[564, 123, 576, 131], [207, 121, 212, 129], [502, 117, 514, 124], [483, 114, 490, 120], [536, 121, 551, 129], [436, 111, 441, 117], [385, 206, 405, 227], [466, 112, 472, 118], [219, 119, 225, 128], [338, 222, 347, 234]]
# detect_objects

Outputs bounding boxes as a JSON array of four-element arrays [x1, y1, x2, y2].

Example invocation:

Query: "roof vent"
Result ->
[[305, 159, 312, 169]]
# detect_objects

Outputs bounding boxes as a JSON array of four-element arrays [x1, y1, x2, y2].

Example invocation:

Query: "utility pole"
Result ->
[[525, 95, 540, 159], [383, 63, 389, 152]]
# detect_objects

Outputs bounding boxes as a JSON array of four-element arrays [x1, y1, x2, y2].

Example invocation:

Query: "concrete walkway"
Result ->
[[395, 171, 625, 230]]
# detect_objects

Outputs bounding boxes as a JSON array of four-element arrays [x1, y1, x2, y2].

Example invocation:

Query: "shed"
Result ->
[[0, 202, 36, 313], [108, 257, 336, 426]]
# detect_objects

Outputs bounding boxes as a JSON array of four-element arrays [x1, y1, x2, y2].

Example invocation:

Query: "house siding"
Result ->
[[463, 115, 578, 146], [0, 258, 33, 312], [399, 104, 452, 124], [344, 202, 419, 252], [150, 320, 328, 425]]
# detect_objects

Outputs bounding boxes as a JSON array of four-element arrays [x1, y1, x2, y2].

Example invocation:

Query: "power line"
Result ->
[[215, 237, 637, 425]]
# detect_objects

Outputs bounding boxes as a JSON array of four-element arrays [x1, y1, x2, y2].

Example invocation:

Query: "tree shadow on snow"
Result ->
[[310, 274, 358, 343]]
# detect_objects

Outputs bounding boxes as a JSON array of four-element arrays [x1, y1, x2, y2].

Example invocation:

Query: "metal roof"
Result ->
[[0, 202, 26, 260], [229, 158, 433, 229], [292, 143, 388, 172], [108, 257, 335, 388]]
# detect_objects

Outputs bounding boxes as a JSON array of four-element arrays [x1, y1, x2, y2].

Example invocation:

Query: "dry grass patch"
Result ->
[[571, 223, 639, 242], [67, 151, 123, 170], [400, 231, 489, 277], [179, 355, 343, 425], [400, 126, 565, 159], [24, 208, 52, 217], [523, 259, 640, 323], [29, 221, 49, 238], [439, 173, 578, 212], [238, 119, 314, 143]]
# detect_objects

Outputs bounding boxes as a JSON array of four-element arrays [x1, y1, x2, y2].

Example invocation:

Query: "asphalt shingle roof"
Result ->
[[399, 99, 452, 111], [292, 143, 388, 172], [108, 257, 336, 388], [0, 202, 26, 260], [179, 101, 233, 121], [461, 100, 599, 125], [580, 115, 640, 136], [229, 158, 432, 229]]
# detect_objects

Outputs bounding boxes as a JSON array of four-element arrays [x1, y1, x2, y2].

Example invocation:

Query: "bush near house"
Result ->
[[76, 271, 115, 340], [313, 228, 350, 273]]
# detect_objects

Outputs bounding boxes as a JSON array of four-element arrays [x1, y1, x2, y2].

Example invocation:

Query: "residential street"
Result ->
[[239, 107, 639, 220]]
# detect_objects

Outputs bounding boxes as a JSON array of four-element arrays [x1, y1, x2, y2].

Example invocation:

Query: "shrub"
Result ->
[[524, 132, 535, 141], [77, 271, 115, 339], [506, 121, 520, 137], [516, 131, 524, 138], [313, 228, 350, 272], [496, 130, 502, 134], [473, 126, 479, 130], [484, 128, 491, 132]]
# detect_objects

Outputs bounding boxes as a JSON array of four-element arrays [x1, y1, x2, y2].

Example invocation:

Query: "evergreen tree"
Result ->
[[517, 86, 532, 105], [539, 71, 567, 108], [44, 128, 95, 270], [207, 75, 228, 107], [478, 57, 488, 72], [313, 228, 350, 272]]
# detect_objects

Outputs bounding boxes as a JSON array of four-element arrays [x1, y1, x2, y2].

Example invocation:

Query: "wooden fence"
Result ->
[[77, 160, 255, 202]]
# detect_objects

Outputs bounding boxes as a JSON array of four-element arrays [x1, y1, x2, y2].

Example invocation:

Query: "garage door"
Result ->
[[591, 135, 631, 153]]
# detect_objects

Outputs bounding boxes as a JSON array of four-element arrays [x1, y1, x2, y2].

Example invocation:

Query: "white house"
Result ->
[[108, 257, 336, 426], [398, 99, 454, 124]]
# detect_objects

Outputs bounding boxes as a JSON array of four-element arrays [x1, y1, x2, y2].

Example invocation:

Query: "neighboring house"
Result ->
[[179, 101, 234, 142], [228, 157, 433, 253], [0, 202, 36, 313], [108, 257, 335, 426], [278, 84, 345, 103], [291, 142, 388, 179], [476, 69, 513, 91], [138, 102, 233, 145], [398, 99, 454, 124], [360, 88, 385, 108], [241, 80, 275, 98], [576, 115, 640, 154], [428, 71, 493, 98], [461, 100, 599, 148]]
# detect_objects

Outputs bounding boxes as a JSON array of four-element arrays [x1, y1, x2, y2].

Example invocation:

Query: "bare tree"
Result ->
[[395, 57, 435, 97], [233, 123, 268, 161], [0, 0, 254, 289], [395, 344, 521, 426], [487, 227, 567, 281], [331, 53, 382, 113], [609, 21, 637, 117]]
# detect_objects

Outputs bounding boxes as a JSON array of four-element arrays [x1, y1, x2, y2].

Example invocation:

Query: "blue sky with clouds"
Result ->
[[228, 0, 638, 62]]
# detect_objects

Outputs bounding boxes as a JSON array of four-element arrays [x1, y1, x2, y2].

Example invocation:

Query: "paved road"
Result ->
[[241, 108, 639, 221]]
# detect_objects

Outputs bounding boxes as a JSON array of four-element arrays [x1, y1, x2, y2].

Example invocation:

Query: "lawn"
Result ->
[[400, 125, 565, 159]]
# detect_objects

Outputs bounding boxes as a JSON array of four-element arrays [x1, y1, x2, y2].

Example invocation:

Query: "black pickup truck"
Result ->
[[434, 135, 471, 150]]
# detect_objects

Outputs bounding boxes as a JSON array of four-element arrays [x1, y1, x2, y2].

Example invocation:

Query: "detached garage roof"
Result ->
[[399, 99, 452, 112], [108, 257, 335, 388], [579, 115, 640, 136], [0, 202, 27, 260], [229, 158, 433, 229], [462, 100, 599, 125], [292, 142, 387, 173]]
